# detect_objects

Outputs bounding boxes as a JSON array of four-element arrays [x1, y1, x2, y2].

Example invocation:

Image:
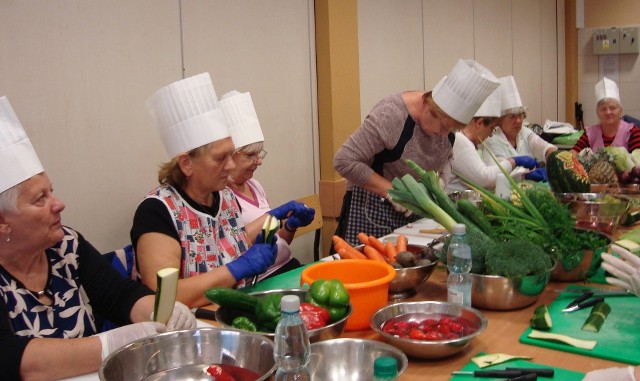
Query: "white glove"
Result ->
[[385, 194, 413, 218], [97, 322, 166, 360], [601, 244, 640, 296], [582, 366, 636, 381], [150, 301, 197, 331]]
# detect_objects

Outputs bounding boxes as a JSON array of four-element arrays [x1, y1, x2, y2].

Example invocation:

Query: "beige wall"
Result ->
[[578, 1, 640, 127], [358, 0, 565, 126], [0, 0, 319, 263]]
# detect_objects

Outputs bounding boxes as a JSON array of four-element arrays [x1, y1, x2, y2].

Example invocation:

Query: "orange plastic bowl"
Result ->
[[300, 259, 396, 331]]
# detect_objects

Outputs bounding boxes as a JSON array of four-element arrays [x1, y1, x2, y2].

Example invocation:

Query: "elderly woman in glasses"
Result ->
[[221, 91, 312, 280], [446, 87, 538, 193], [481, 76, 556, 182], [333, 59, 500, 246]]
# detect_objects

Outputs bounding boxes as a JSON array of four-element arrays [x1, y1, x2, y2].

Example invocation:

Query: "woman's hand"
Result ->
[[582, 366, 636, 381], [96, 322, 166, 360]]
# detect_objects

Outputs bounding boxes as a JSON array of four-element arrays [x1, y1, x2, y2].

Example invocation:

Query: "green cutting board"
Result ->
[[520, 285, 640, 364], [239, 263, 312, 293], [449, 353, 583, 381]]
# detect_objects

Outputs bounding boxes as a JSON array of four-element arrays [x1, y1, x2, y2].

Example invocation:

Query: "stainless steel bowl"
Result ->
[[471, 271, 551, 310], [388, 244, 439, 300], [99, 327, 275, 381], [215, 288, 351, 342], [308, 338, 408, 381], [370, 301, 487, 359]]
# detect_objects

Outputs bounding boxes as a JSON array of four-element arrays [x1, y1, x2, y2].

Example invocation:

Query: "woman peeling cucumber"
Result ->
[[333, 59, 500, 246], [132, 74, 313, 308]]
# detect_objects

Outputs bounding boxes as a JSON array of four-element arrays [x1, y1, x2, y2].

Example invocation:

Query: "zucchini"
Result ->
[[262, 215, 279, 244], [530, 305, 552, 330], [528, 330, 597, 350], [582, 301, 611, 332], [153, 268, 179, 324], [204, 287, 259, 313]]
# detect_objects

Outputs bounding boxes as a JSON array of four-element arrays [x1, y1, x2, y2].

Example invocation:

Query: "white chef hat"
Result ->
[[146, 72, 230, 159], [432, 59, 500, 124], [220, 90, 264, 149], [595, 77, 620, 104], [499, 76, 525, 115], [474, 85, 502, 118], [0, 96, 44, 193]]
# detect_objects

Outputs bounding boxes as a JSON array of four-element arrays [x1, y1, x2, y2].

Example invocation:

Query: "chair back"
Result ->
[[294, 193, 323, 261]]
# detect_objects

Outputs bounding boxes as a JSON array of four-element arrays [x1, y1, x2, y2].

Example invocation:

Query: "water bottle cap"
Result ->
[[374, 356, 398, 378], [280, 294, 300, 313], [453, 223, 466, 234]]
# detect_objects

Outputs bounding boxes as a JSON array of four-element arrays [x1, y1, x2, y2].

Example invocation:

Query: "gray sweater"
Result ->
[[334, 92, 452, 190]]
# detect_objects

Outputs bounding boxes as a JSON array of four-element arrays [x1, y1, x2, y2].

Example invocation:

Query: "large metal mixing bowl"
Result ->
[[99, 327, 275, 381], [388, 244, 439, 299], [557, 192, 629, 235], [215, 288, 351, 343], [308, 338, 408, 381], [471, 271, 551, 310], [370, 301, 487, 359]]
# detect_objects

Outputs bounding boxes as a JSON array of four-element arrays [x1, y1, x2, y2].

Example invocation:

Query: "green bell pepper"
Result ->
[[231, 316, 258, 332], [254, 293, 283, 331], [306, 279, 350, 322]]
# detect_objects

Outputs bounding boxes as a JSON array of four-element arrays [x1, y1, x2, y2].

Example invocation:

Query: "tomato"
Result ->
[[409, 328, 428, 340], [437, 324, 451, 335], [440, 317, 453, 325], [449, 322, 463, 333], [421, 319, 438, 327], [424, 331, 440, 341]]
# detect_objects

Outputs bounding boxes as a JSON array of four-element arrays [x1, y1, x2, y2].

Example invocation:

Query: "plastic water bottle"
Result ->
[[446, 223, 472, 307], [373, 356, 399, 380], [274, 295, 311, 381]]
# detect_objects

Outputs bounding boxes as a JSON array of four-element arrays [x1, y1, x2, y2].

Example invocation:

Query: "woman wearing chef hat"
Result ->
[[333, 59, 500, 246], [131, 73, 305, 308], [446, 85, 539, 193], [570, 77, 640, 155], [481, 76, 557, 182], [220, 91, 313, 280], [0, 96, 195, 380]]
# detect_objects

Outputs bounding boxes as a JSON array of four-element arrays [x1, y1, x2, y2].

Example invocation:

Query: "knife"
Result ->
[[564, 291, 594, 310], [554, 288, 633, 296], [562, 296, 605, 312]]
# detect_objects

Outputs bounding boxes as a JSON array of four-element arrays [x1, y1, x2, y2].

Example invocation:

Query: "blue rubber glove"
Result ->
[[226, 235, 278, 281], [524, 167, 548, 182], [268, 200, 308, 220], [513, 156, 538, 169], [286, 206, 316, 230]]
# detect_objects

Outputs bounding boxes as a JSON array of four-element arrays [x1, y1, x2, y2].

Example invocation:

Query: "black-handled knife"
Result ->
[[505, 368, 554, 377], [507, 373, 538, 381], [564, 291, 594, 310], [562, 296, 605, 312]]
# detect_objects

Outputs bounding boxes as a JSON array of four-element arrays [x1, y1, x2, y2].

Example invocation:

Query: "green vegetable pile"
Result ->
[[388, 151, 608, 279]]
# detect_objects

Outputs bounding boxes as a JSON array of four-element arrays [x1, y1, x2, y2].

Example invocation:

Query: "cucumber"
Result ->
[[262, 215, 279, 244], [528, 330, 597, 350], [204, 287, 259, 312], [530, 304, 552, 330], [582, 302, 611, 332], [153, 267, 179, 324], [456, 198, 494, 238]]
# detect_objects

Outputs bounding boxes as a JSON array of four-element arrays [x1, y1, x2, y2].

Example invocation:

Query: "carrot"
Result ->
[[357, 232, 370, 246], [363, 245, 388, 263], [368, 235, 387, 255], [396, 234, 408, 253], [338, 247, 363, 260], [333, 235, 366, 259], [385, 241, 399, 263]]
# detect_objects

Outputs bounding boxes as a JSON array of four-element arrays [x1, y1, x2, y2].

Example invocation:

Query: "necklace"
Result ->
[[30, 289, 47, 297]]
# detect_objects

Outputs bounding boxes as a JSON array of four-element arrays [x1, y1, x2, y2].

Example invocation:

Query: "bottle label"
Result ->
[[448, 289, 464, 305]]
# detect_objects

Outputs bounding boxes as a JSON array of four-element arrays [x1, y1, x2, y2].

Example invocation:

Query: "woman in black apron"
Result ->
[[333, 59, 501, 247]]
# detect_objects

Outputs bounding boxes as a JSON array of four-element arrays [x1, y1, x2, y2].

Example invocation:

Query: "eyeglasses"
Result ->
[[236, 150, 267, 162], [506, 112, 527, 121]]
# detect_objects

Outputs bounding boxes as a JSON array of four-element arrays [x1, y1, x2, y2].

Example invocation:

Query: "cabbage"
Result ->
[[631, 149, 640, 167], [602, 146, 635, 172]]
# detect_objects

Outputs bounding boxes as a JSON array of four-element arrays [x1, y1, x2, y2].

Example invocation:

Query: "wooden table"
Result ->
[[339, 267, 626, 380], [201, 266, 628, 380]]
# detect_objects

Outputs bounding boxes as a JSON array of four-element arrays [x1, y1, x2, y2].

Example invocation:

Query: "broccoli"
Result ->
[[485, 239, 553, 280], [438, 230, 495, 274]]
